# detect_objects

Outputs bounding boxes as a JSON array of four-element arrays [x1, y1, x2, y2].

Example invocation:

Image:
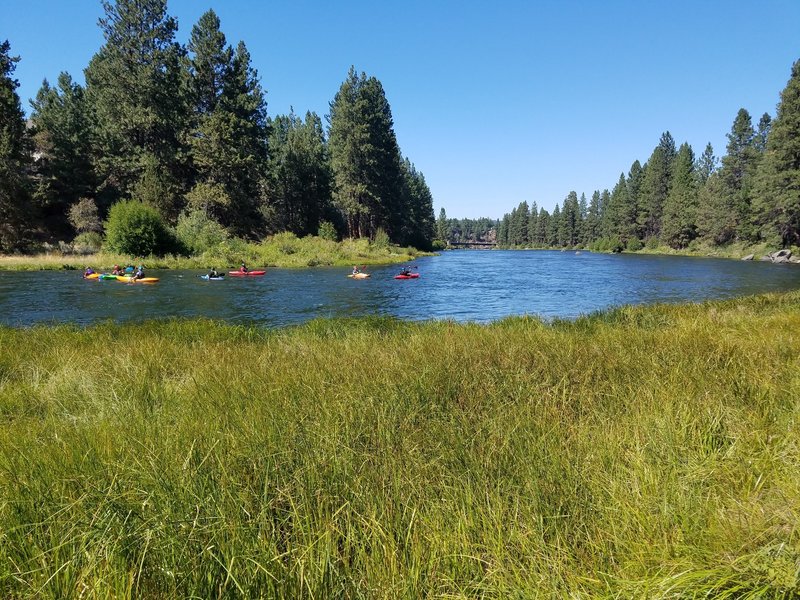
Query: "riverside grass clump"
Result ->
[[1, 293, 800, 598], [0, 233, 427, 272]]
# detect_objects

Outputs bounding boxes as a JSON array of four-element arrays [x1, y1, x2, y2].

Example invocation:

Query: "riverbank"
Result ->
[[0, 233, 431, 271], [2, 291, 799, 597]]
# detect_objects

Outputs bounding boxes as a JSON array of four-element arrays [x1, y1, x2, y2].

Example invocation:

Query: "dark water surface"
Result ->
[[2, 251, 800, 327]]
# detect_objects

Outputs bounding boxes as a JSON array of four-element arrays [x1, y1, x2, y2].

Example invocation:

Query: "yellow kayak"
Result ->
[[83, 273, 100, 280], [116, 276, 159, 283]]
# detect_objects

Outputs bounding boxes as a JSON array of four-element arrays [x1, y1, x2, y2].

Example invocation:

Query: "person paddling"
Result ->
[[208, 267, 219, 278], [239, 262, 249, 274], [83, 267, 95, 278], [133, 265, 145, 280]]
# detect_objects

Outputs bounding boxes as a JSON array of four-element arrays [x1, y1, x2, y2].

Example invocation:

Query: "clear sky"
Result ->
[[5, 0, 800, 218]]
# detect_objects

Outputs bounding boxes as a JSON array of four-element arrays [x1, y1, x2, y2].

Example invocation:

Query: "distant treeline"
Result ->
[[496, 59, 800, 252], [0, 1, 436, 254]]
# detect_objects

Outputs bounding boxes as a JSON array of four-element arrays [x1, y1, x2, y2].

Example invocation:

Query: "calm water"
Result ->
[[2, 251, 800, 327]]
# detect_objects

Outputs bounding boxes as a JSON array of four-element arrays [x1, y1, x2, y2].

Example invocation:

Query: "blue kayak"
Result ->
[[199, 275, 225, 280]]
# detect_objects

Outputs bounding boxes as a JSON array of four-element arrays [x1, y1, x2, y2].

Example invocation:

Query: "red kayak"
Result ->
[[228, 270, 266, 277], [394, 273, 420, 280]]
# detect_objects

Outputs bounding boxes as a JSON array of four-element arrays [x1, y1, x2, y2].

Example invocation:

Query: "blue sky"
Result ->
[[5, 0, 800, 218]]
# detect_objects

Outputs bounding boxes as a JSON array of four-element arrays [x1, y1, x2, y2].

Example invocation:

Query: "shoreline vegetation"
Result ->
[[2, 291, 799, 597], [0, 234, 431, 271]]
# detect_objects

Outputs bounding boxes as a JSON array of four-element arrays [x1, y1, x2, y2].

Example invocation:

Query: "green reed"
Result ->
[[1, 292, 799, 598]]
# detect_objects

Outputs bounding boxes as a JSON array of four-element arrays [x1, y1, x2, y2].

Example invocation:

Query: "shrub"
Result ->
[[175, 209, 230, 255], [72, 232, 103, 254], [432, 239, 447, 250], [318, 221, 338, 242], [68, 198, 102, 234], [104, 200, 174, 256], [372, 228, 390, 250], [626, 237, 643, 252]]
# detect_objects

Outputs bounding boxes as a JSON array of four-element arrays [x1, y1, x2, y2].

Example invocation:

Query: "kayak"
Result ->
[[116, 276, 159, 283], [98, 274, 118, 280], [200, 275, 225, 280], [347, 273, 371, 279], [83, 273, 99, 280], [228, 270, 266, 277], [394, 273, 420, 279]]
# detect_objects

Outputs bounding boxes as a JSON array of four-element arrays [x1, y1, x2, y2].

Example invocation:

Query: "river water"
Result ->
[[1, 250, 799, 327]]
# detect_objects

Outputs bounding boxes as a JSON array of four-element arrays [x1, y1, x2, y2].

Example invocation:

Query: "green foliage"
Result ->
[[175, 209, 229, 255], [371, 227, 390, 249], [0, 39, 31, 251], [317, 220, 338, 241], [104, 200, 174, 256], [71, 231, 103, 254], [625, 236, 643, 251], [588, 235, 623, 253], [753, 59, 800, 247], [67, 198, 102, 234]]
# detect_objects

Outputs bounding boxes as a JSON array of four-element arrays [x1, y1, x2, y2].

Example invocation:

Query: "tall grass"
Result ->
[[0, 234, 429, 271], [1, 293, 799, 598]]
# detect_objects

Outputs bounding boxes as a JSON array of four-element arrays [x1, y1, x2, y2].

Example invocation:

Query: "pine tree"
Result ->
[[217, 41, 268, 236], [717, 109, 760, 241], [584, 191, 601, 244], [328, 67, 404, 240], [753, 59, 800, 246], [661, 143, 698, 248], [0, 40, 31, 250], [638, 132, 676, 239], [549, 204, 562, 246], [399, 158, 435, 249], [755, 113, 772, 152], [528, 201, 539, 246], [84, 0, 188, 216], [29, 73, 94, 235], [436, 207, 448, 243], [696, 143, 717, 185], [265, 110, 332, 236]]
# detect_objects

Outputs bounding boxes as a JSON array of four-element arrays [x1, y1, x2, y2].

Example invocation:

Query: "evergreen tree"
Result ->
[[328, 67, 404, 240], [436, 207, 448, 242], [696, 143, 717, 185], [0, 40, 31, 250], [535, 207, 550, 245], [661, 142, 698, 248], [399, 158, 435, 249], [84, 0, 188, 216], [217, 41, 268, 236], [584, 191, 601, 243], [753, 59, 800, 246], [559, 192, 579, 246], [265, 110, 332, 236], [718, 108, 760, 241], [626, 161, 644, 240], [638, 132, 676, 239], [755, 113, 772, 152], [528, 201, 539, 246], [549, 204, 562, 246], [29, 73, 94, 235]]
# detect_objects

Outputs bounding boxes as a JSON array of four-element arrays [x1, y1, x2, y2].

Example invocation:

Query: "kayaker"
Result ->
[[133, 265, 145, 280], [83, 267, 95, 278], [399, 266, 412, 276], [239, 262, 249, 274], [125, 265, 135, 273], [208, 267, 219, 278], [352, 265, 360, 275], [111, 265, 122, 275]]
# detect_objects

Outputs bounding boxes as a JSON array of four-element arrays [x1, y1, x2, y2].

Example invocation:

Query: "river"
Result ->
[[1, 250, 799, 327]]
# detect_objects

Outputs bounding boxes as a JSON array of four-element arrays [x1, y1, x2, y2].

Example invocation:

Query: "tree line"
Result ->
[[0, 0, 436, 254], [496, 59, 800, 252]]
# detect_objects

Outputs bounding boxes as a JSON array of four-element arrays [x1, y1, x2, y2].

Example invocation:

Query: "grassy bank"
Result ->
[[0, 233, 430, 272], [1, 293, 800, 598]]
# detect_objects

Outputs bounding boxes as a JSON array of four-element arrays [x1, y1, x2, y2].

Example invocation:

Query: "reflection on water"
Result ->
[[2, 251, 800, 327]]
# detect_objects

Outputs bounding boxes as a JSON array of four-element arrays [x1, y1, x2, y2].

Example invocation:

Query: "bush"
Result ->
[[104, 200, 174, 256], [318, 221, 338, 242], [175, 209, 229, 255], [72, 232, 103, 254], [68, 198, 102, 234], [372, 228, 390, 250], [432, 239, 447, 251], [626, 237, 643, 252]]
